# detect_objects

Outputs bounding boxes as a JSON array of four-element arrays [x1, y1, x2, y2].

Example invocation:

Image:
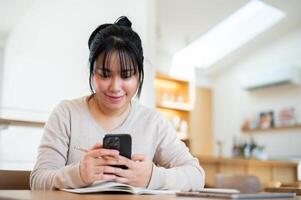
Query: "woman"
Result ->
[[30, 16, 205, 191]]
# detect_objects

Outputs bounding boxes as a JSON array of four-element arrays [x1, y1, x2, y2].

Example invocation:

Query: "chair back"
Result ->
[[0, 170, 31, 190], [215, 174, 262, 193]]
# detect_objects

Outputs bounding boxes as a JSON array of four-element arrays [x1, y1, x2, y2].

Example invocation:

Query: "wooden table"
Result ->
[[0, 190, 300, 200]]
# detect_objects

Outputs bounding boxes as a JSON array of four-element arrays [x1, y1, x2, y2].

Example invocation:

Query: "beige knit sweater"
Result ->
[[30, 96, 205, 190]]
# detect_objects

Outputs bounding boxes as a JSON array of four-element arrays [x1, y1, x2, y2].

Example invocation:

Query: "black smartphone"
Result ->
[[103, 134, 132, 169]]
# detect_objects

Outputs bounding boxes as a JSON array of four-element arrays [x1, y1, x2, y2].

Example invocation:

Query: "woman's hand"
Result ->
[[79, 143, 123, 185], [112, 154, 153, 188]]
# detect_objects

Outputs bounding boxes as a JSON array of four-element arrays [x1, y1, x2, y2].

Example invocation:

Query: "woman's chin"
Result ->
[[106, 99, 127, 110]]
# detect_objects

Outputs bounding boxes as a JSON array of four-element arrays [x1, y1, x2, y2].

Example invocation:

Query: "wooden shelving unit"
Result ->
[[199, 155, 299, 187], [154, 73, 214, 156], [242, 124, 301, 133], [156, 101, 192, 111], [155, 73, 193, 145], [0, 118, 45, 128]]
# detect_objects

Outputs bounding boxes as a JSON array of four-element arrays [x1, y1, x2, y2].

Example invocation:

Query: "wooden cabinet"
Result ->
[[198, 156, 299, 187], [155, 73, 193, 145], [189, 87, 213, 156]]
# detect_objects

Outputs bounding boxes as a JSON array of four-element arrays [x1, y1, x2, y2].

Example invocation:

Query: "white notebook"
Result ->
[[61, 181, 178, 195]]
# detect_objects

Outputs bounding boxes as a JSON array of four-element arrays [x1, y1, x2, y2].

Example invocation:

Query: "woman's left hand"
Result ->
[[112, 154, 153, 188]]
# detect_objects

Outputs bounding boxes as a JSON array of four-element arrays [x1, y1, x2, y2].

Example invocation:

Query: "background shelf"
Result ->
[[242, 124, 301, 133], [0, 118, 45, 128]]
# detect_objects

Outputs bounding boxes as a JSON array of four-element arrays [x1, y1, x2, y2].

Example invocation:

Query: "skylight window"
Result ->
[[171, 0, 286, 75]]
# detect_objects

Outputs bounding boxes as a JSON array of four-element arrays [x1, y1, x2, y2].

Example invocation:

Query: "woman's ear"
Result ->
[[91, 74, 97, 92]]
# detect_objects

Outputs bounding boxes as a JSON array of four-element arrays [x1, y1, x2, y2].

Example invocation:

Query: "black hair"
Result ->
[[88, 16, 144, 98]]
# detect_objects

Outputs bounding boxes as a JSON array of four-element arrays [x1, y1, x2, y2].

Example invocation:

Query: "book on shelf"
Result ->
[[61, 181, 177, 195]]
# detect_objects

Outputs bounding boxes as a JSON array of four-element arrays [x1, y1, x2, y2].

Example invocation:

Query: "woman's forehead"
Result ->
[[96, 50, 118, 63], [96, 51, 119, 66], [95, 50, 135, 70]]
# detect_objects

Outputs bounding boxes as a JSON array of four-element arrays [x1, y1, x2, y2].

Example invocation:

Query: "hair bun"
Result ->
[[88, 23, 111, 50], [115, 16, 132, 28]]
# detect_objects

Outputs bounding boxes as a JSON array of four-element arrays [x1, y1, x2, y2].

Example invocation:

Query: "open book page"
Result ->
[[61, 181, 177, 195]]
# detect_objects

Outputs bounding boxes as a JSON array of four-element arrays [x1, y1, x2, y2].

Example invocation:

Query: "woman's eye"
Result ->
[[95, 69, 110, 78], [121, 71, 133, 79], [100, 74, 110, 79], [123, 74, 131, 79]]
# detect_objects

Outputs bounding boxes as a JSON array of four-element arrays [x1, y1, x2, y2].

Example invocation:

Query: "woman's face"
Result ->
[[92, 51, 139, 113]]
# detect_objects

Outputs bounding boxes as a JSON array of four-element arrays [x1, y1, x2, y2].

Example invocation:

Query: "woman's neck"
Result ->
[[88, 96, 131, 132], [94, 96, 130, 117]]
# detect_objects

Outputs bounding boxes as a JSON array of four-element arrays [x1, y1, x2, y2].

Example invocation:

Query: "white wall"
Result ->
[[0, 126, 43, 170], [0, 0, 156, 169], [1, 0, 156, 121], [213, 27, 301, 159], [0, 47, 3, 106]]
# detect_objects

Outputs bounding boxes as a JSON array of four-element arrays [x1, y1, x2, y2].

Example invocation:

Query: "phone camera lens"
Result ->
[[104, 136, 120, 150]]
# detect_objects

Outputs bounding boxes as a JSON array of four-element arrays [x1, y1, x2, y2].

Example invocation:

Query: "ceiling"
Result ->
[[1, 0, 300, 72], [156, 0, 301, 74]]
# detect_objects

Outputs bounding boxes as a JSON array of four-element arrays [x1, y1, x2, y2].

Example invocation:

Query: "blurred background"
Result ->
[[0, 0, 301, 188]]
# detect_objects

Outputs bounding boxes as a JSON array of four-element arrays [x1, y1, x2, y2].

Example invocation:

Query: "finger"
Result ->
[[93, 173, 116, 182], [88, 148, 119, 158], [112, 167, 131, 178], [102, 155, 119, 160], [131, 154, 146, 161], [117, 155, 134, 169], [94, 165, 123, 175], [94, 157, 125, 166], [114, 176, 129, 184], [90, 143, 103, 150], [101, 174, 116, 181]]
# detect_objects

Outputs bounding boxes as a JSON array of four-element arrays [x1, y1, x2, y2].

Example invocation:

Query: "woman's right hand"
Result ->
[[79, 143, 124, 185]]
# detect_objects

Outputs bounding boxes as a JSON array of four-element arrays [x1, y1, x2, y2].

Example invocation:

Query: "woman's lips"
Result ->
[[106, 94, 124, 103]]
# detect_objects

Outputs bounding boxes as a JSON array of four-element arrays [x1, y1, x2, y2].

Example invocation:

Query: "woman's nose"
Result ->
[[109, 77, 122, 92]]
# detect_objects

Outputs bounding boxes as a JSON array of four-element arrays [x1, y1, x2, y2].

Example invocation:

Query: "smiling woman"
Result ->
[[29, 16, 205, 191], [91, 51, 139, 126], [88, 17, 142, 119]]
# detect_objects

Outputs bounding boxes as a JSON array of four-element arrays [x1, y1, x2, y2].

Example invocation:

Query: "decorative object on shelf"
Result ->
[[232, 136, 241, 158], [259, 111, 274, 129], [241, 107, 301, 133], [242, 113, 260, 131], [171, 116, 181, 131], [276, 107, 296, 127], [179, 120, 188, 135], [177, 119, 188, 140], [176, 95, 184, 103], [168, 116, 188, 140], [231, 136, 267, 160], [216, 140, 224, 157]]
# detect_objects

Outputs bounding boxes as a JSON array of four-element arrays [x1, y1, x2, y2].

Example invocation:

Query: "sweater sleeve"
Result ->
[[30, 101, 87, 190], [147, 114, 205, 191]]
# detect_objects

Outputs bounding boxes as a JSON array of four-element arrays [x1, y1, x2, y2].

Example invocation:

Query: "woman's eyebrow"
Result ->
[[95, 66, 110, 71]]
